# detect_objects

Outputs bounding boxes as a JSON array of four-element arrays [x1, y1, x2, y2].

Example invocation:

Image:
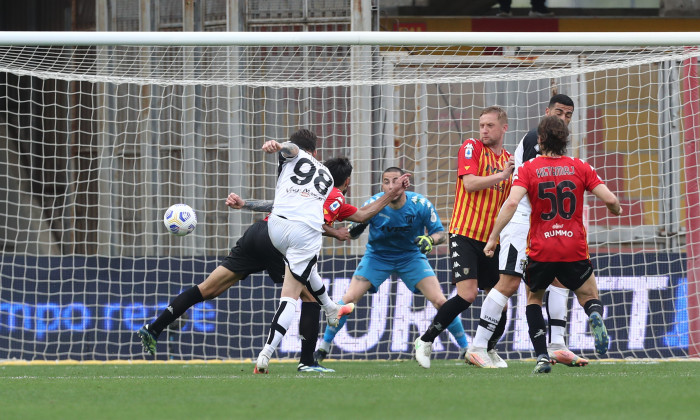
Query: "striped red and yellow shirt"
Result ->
[[449, 138, 512, 242]]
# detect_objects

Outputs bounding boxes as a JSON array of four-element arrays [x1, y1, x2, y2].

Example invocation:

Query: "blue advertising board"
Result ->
[[0, 253, 689, 360]]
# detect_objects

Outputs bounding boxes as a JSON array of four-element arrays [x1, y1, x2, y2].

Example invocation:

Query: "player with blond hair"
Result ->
[[414, 106, 514, 368]]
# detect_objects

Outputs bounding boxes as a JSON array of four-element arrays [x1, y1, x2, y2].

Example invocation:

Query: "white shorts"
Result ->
[[498, 221, 529, 277], [267, 214, 322, 282]]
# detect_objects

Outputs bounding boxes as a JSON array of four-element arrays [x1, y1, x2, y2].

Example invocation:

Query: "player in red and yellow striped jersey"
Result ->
[[450, 136, 513, 242], [415, 106, 515, 369]]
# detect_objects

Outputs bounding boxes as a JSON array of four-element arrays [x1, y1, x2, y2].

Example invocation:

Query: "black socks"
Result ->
[[421, 294, 471, 342], [299, 302, 321, 365], [526, 304, 548, 356], [487, 310, 508, 351], [150, 285, 204, 337]]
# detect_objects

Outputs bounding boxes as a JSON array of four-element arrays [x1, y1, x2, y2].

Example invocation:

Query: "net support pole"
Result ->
[[414, 84, 429, 198], [140, 0, 157, 256], [183, 1, 206, 255], [95, 0, 115, 255], [350, 0, 372, 254], [226, 0, 245, 240], [681, 52, 700, 357], [380, 54, 398, 170]]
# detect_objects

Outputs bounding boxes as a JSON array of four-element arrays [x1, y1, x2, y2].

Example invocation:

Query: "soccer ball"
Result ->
[[163, 204, 197, 236]]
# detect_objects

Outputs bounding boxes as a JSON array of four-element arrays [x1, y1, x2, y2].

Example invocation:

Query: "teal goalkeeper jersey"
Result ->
[[363, 191, 443, 261]]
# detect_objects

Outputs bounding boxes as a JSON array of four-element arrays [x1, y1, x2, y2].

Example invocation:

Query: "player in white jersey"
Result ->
[[467, 94, 589, 368], [254, 129, 355, 374]]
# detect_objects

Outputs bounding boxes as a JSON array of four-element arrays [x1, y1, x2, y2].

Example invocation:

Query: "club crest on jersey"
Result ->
[[405, 215, 415, 224], [465, 142, 474, 159]]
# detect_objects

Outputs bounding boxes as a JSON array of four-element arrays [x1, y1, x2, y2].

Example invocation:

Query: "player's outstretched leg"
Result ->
[[136, 285, 206, 356], [532, 354, 552, 374], [305, 267, 352, 328], [137, 324, 158, 356], [588, 312, 609, 355]]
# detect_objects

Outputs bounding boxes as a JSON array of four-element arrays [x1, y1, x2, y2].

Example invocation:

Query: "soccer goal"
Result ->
[[0, 31, 698, 361]]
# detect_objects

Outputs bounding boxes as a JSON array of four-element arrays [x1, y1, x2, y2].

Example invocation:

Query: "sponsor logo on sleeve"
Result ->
[[465, 142, 474, 159]]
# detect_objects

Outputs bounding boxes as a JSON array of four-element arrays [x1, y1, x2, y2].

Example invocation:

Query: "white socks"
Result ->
[[306, 267, 335, 310], [261, 296, 298, 357], [472, 288, 509, 348], [546, 285, 569, 346]]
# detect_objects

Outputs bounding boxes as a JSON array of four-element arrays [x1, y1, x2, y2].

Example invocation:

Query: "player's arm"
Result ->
[[322, 224, 351, 241], [262, 140, 299, 158], [484, 185, 527, 257], [414, 199, 447, 254], [591, 184, 623, 216], [344, 173, 411, 223], [430, 230, 447, 246], [225, 193, 273, 212], [461, 156, 515, 193]]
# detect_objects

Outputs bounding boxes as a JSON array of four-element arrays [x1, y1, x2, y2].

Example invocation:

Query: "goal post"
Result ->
[[0, 31, 698, 361], [681, 53, 700, 357]]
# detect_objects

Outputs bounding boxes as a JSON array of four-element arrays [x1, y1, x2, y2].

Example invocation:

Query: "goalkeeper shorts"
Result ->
[[353, 252, 434, 293]]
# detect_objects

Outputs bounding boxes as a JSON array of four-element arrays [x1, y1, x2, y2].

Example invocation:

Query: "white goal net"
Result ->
[[0, 32, 698, 361]]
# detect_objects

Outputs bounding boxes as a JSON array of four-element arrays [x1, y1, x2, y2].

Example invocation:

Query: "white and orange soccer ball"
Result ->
[[163, 204, 197, 236]]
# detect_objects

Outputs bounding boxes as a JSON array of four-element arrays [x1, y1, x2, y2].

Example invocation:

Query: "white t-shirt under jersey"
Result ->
[[510, 129, 540, 225], [272, 148, 334, 232]]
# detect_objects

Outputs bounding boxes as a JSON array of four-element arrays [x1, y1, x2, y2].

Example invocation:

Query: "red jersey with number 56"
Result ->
[[514, 155, 603, 262]]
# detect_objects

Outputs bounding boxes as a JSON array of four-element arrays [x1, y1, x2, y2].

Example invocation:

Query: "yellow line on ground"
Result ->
[[0, 359, 258, 366]]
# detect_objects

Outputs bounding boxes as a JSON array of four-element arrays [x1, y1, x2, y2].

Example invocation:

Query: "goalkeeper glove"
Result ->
[[414, 235, 434, 254], [348, 222, 369, 239]]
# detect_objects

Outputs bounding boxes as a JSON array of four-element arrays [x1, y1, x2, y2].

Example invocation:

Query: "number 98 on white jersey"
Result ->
[[272, 149, 333, 231]]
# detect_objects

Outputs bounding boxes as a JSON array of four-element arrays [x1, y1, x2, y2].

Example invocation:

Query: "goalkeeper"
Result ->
[[314, 167, 469, 363]]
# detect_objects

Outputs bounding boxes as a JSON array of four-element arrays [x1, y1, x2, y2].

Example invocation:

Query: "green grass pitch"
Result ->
[[1, 359, 698, 420]]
